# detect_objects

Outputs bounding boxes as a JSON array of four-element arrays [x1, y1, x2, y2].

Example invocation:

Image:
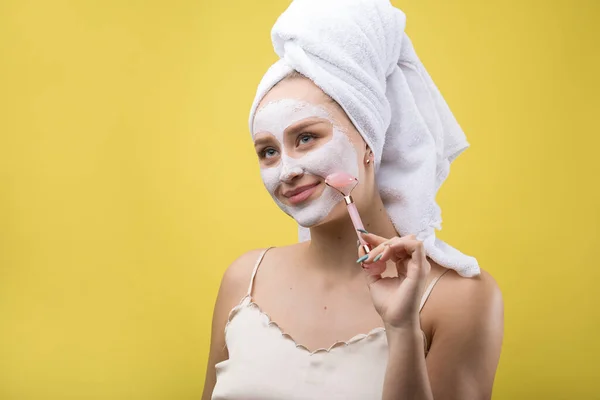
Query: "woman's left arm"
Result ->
[[384, 271, 504, 400], [358, 232, 504, 400]]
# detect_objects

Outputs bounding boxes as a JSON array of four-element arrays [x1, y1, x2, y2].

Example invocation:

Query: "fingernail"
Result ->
[[356, 255, 369, 263], [357, 229, 368, 234], [373, 254, 383, 262]]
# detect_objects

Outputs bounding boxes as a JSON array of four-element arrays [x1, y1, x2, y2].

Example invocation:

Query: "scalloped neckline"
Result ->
[[225, 294, 389, 356]]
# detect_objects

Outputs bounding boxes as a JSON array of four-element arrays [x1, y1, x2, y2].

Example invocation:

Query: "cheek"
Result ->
[[260, 163, 281, 193], [301, 128, 359, 178]]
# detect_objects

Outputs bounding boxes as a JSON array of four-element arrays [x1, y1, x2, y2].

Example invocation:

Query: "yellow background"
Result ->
[[1, 0, 598, 399]]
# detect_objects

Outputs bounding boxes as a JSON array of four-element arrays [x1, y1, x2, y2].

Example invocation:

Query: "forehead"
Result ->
[[253, 99, 330, 136], [253, 78, 340, 135], [258, 77, 331, 111]]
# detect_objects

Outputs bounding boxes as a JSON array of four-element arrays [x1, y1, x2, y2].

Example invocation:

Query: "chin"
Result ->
[[274, 184, 346, 228], [293, 213, 326, 228], [294, 201, 348, 229]]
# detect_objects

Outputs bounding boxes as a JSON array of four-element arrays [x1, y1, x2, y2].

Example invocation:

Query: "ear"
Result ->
[[364, 146, 373, 165]]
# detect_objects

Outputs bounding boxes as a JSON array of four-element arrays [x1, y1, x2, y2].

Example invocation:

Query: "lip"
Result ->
[[283, 182, 320, 205]]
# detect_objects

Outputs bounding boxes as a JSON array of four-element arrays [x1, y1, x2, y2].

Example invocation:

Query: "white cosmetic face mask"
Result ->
[[252, 99, 359, 227]]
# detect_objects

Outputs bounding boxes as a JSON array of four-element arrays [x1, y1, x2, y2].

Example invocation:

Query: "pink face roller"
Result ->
[[325, 172, 371, 254]]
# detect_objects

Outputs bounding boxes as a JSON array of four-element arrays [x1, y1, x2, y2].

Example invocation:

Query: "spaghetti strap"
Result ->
[[247, 247, 274, 297], [419, 268, 451, 312]]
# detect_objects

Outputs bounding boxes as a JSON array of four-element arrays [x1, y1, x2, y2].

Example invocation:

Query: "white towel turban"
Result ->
[[248, 0, 480, 277]]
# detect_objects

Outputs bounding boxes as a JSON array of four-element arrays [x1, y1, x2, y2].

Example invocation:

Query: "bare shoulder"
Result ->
[[428, 266, 504, 332], [202, 249, 268, 400], [423, 267, 504, 398], [439, 268, 502, 311], [222, 244, 303, 289], [241, 242, 307, 274], [213, 248, 268, 331], [219, 248, 267, 303]]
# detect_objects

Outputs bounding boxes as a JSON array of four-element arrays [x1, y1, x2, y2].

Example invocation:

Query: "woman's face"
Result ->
[[252, 76, 372, 228]]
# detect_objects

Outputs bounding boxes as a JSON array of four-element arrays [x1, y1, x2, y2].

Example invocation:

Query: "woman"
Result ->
[[203, 1, 503, 399]]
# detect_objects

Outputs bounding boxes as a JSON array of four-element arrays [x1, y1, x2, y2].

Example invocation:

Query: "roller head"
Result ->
[[325, 172, 358, 196]]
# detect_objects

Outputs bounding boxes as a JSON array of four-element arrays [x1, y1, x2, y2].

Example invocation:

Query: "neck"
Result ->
[[304, 194, 398, 279]]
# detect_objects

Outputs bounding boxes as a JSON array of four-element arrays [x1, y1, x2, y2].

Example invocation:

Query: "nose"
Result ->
[[279, 160, 304, 183]]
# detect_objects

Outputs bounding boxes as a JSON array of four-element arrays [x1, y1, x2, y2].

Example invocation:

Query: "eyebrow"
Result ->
[[254, 137, 273, 148], [253, 117, 332, 147], [284, 118, 331, 134]]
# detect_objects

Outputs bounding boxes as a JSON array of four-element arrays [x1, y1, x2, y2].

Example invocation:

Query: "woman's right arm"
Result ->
[[201, 250, 263, 400]]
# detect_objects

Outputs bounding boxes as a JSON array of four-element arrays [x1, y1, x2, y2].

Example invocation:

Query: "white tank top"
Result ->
[[211, 248, 449, 400]]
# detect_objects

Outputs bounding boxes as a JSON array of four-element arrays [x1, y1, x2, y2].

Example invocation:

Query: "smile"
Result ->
[[283, 182, 320, 205]]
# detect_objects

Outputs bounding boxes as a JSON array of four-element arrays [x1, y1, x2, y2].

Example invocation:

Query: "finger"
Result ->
[[358, 234, 422, 278], [363, 262, 386, 285], [365, 271, 382, 286], [357, 231, 392, 268], [357, 231, 390, 248], [357, 239, 367, 259], [395, 255, 408, 279], [356, 241, 385, 274], [373, 236, 426, 282], [358, 241, 386, 263], [385, 235, 419, 261], [362, 241, 393, 264], [360, 238, 415, 282], [363, 236, 410, 264], [403, 238, 429, 282], [358, 248, 387, 272], [365, 238, 409, 280], [362, 258, 387, 277]]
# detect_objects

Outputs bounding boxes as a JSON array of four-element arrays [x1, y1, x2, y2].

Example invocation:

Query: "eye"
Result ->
[[297, 133, 316, 146], [259, 147, 279, 159]]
